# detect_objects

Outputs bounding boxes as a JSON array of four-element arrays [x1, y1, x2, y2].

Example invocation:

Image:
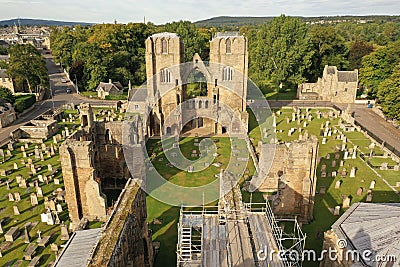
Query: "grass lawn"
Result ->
[[264, 88, 298, 100], [146, 136, 259, 267]]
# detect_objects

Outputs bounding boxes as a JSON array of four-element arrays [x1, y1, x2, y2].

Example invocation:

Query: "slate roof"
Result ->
[[130, 88, 147, 102], [54, 228, 102, 267], [0, 69, 9, 79], [96, 81, 123, 93], [332, 202, 400, 266], [338, 71, 358, 83]]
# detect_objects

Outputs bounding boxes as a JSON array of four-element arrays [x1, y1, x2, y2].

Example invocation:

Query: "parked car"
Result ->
[[66, 88, 72, 94], [61, 78, 67, 83]]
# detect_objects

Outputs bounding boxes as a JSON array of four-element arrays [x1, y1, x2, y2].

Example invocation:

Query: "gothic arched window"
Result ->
[[161, 39, 167, 54], [226, 39, 231, 54]]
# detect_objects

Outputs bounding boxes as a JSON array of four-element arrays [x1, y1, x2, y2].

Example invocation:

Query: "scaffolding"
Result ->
[[177, 170, 306, 267]]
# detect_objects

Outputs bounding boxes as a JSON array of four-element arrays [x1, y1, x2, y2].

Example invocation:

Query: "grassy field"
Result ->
[[146, 137, 235, 267]]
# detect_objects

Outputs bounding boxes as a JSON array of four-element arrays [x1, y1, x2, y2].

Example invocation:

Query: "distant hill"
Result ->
[[0, 18, 93, 27], [195, 15, 400, 28]]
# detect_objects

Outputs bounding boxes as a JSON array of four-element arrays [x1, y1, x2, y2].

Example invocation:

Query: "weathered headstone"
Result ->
[[14, 192, 21, 202], [342, 196, 351, 209], [369, 180, 376, 189], [334, 206, 340, 215], [357, 187, 363, 196], [60, 223, 69, 241], [5, 226, 19, 241], [30, 193, 38, 206], [350, 167, 356, 178], [335, 180, 341, 189], [36, 187, 43, 197], [13, 163, 18, 170], [8, 193, 14, 201], [13, 205, 20, 215]]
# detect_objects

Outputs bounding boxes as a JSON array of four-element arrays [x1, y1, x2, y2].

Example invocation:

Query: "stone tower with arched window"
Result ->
[[145, 33, 184, 136], [142, 31, 248, 136]]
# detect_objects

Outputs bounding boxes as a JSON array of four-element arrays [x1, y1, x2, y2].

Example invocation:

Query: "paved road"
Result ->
[[0, 54, 118, 144], [350, 105, 400, 156]]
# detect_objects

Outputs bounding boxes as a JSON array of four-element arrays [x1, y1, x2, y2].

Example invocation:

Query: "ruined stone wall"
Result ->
[[0, 103, 16, 128], [298, 66, 358, 104], [88, 180, 154, 267], [258, 138, 318, 222], [59, 137, 107, 229]]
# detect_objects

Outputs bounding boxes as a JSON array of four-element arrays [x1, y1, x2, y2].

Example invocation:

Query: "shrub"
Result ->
[[14, 94, 36, 113]]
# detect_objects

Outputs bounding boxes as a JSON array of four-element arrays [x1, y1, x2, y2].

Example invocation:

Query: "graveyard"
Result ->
[[0, 107, 124, 267], [249, 107, 400, 267]]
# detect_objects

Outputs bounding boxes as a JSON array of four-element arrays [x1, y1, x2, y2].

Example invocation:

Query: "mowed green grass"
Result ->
[[146, 137, 234, 267]]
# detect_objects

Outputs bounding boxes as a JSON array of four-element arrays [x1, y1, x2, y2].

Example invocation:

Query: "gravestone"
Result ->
[[60, 223, 70, 241], [326, 153, 331, 159], [380, 163, 389, 171], [350, 167, 356, 178], [0, 169, 6, 176], [334, 206, 340, 215], [394, 165, 400, 171], [49, 200, 56, 211], [19, 178, 27, 188], [5, 226, 19, 241], [13, 163, 18, 170], [36, 187, 43, 197], [369, 180, 376, 189], [0, 220, 3, 234], [14, 192, 21, 202], [366, 192, 373, 202], [343, 151, 349, 159], [357, 187, 363, 196], [322, 138, 327, 145], [30, 193, 38, 206], [332, 160, 337, 168], [342, 196, 351, 209], [341, 168, 347, 177], [13, 205, 20, 215], [47, 164, 53, 171], [332, 171, 337, 177], [8, 193, 14, 201], [54, 178, 60, 185], [46, 211, 54, 225], [56, 204, 63, 213], [335, 181, 341, 189]]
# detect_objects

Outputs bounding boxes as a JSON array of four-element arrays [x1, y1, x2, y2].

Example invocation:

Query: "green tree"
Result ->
[[0, 86, 15, 104], [359, 40, 400, 96], [51, 27, 75, 69], [377, 65, 400, 120], [348, 40, 374, 70], [163, 21, 211, 61], [307, 25, 349, 81], [7, 44, 48, 94], [249, 15, 313, 91]]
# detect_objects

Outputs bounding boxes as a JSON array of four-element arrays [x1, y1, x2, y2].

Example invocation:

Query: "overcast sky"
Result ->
[[0, 0, 399, 24]]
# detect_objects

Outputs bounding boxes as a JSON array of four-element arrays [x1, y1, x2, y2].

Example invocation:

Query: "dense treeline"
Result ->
[[51, 17, 400, 119], [8, 44, 49, 94]]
